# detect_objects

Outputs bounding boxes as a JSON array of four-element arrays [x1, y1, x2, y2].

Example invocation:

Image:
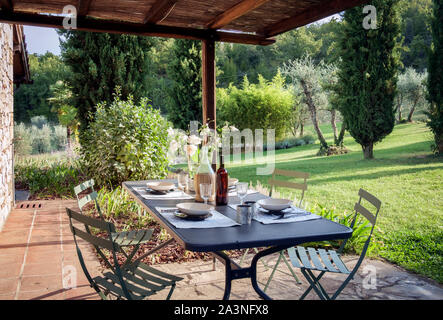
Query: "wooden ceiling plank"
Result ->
[[143, 0, 178, 24], [0, 0, 13, 11], [0, 10, 274, 45], [263, 0, 369, 37], [207, 0, 270, 29], [77, 0, 92, 17]]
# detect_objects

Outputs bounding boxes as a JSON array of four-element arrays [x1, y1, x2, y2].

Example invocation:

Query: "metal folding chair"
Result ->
[[239, 169, 309, 290], [74, 179, 158, 266], [287, 188, 381, 300], [66, 207, 182, 300]]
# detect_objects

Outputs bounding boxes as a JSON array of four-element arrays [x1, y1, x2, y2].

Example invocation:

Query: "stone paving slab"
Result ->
[[0, 200, 442, 300]]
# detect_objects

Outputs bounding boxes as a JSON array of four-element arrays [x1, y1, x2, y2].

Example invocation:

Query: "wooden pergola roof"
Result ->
[[0, 0, 368, 45]]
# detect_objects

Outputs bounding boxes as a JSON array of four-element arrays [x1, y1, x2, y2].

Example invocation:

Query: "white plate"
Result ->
[[176, 203, 214, 216], [257, 199, 292, 211], [147, 181, 175, 192], [228, 178, 239, 187]]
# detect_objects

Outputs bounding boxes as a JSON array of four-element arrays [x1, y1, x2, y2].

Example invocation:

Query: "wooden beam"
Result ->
[[207, 0, 270, 29], [143, 0, 177, 24], [77, 0, 92, 17], [263, 0, 370, 37], [0, 10, 274, 45], [202, 39, 216, 131]]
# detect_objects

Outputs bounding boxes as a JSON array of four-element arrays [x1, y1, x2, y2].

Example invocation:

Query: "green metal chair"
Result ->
[[74, 179, 154, 265], [66, 207, 182, 300], [261, 169, 310, 290], [239, 169, 309, 289], [286, 188, 381, 300]]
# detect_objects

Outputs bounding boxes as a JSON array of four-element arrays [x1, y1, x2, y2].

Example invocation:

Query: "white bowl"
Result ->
[[228, 178, 239, 187], [147, 181, 175, 192], [257, 199, 292, 211], [176, 203, 214, 216]]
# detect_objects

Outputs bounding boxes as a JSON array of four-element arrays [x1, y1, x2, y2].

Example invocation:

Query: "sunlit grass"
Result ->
[[226, 122, 443, 283]]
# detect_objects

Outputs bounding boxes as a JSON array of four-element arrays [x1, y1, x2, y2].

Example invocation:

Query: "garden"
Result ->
[[10, 0, 443, 294]]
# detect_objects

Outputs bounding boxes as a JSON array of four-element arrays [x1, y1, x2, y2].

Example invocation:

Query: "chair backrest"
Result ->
[[268, 169, 309, 206], [66, 207, 131, 299], [340, 188, 381, 272], [74, 179, 103, 218]]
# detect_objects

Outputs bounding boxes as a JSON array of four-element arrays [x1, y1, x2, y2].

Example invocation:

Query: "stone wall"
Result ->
[[0, 23, 14, 231]]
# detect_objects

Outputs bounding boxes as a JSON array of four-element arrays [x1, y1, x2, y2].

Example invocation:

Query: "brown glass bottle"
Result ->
[[216, 154, 228, 205]]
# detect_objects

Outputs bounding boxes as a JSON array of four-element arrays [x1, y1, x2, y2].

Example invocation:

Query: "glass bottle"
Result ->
[[216, 154, 228, 205], [194, 145, 215, 202]]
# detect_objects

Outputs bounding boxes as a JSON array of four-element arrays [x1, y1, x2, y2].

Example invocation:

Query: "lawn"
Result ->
[[226, 122, 443, 283]]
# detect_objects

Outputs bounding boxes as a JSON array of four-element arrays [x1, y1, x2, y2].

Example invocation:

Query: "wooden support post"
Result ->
[[202, 39, 216, 170], [202, 39, 216, 130]]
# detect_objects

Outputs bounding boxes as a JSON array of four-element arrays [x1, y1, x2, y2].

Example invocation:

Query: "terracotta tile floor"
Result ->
[[1, 200, 442, 300], [0, 200, 100, 300]]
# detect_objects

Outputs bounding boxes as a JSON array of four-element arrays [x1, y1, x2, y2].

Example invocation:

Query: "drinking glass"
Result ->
[[177, 172, 187, 191], [199, 183, 212, 205], [236, 182, 249, 204]]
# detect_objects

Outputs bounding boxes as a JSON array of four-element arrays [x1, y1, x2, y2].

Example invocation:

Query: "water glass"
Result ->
[[199, 183, 212, 204], [244, 201, 257, 218], [177, 172, 187, 191], [236, 182, 248, 204], [236, 204, 252, 225]]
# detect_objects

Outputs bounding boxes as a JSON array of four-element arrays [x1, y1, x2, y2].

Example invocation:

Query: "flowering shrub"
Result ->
[[80, 95, 169, 187]]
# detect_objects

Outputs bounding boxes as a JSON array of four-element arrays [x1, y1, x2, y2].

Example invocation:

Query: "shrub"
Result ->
[[14, 157, 87, 198], [30, 115, 48, 129], [301, 134, 316, 145], [80, 94, 170, 187], [217, 73, 294, 140], [13, 122, 33, 156], [30, 124, 53, 154], [52, 125, 67, 151]]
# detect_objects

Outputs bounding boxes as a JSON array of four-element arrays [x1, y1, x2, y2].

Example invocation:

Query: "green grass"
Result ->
[[225, 122, 443, 283]]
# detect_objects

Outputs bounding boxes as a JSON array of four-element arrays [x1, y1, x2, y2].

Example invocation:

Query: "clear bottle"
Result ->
[[194, 145, 215, 202]]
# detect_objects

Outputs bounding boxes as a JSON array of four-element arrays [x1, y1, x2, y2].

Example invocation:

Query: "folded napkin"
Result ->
[[229, 204, 321, 225], [155, 207, 240, 229], [134, 187, 195, 200]]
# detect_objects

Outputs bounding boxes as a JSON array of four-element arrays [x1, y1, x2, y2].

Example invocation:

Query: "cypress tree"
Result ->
[[426, 0, 443, 154], [165, 39, 202, 130], [59, 31, 153, 137], [335, 0, 401, 159]]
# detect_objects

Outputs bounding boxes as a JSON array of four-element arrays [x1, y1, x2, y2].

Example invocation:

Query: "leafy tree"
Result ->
[[335, 0, 401, 159], [426, 0, 443, 154], [48, 81, 79, 155], [165, 39, 202, 130], [283, 56, 340, 152], [59, 30, 154, 137], [399, 0, 433, 71], [14, 53, 69, 123], [396, 68, 428, 122]]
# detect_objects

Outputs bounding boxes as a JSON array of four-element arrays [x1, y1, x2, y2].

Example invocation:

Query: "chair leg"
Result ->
[[166, 283, 176, 300], [281, 253, 302, 284], [263, 250, 283, 292], [306, 269, 330, 300], [300, 269, 329, 300], [299, 270, 326, 300], [240, 248, 270, 271]]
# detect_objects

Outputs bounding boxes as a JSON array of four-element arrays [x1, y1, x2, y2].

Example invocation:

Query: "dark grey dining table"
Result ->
[[123, 179, 353, 300]]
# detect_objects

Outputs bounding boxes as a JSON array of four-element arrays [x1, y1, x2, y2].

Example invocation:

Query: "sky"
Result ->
[[23, 14, 341, 55]]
